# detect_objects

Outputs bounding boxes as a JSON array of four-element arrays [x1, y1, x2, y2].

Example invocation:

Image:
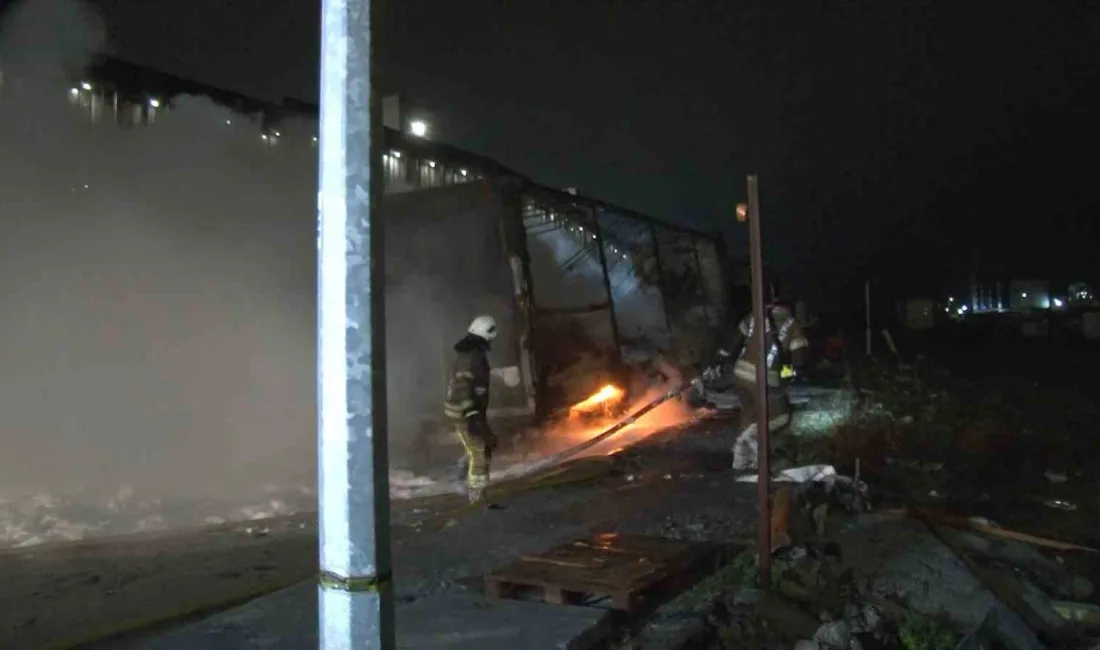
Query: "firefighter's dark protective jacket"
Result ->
[[443, 334, 491, 427], [732, 305, 808, 388]]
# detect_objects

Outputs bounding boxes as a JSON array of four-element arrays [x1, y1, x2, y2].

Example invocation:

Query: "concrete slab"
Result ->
[[397, 593, 613, 650], [133, 586, 612, 650]]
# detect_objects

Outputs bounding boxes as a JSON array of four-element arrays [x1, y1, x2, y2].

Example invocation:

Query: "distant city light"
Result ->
[[391, 150, 402, 159], [274, 130, 281, 137], [261, 134, 269, 141], [69, 87, 79, 96], [148, 98, 161, 108], [460, 169, 468, 177], [226, 119, 232, 125], [428, 160, 436, 168], [1054, 298, 1064, 308], [80, 81, 92, 91], [409, 120, 428, 137], [1022, 292, 1028, 298]]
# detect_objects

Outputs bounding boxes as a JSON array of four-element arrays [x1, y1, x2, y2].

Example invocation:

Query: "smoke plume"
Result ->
[[0, 0, 318, 504]]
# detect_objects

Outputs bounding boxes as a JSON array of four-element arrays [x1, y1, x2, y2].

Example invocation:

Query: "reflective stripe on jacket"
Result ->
[[734, 306, 809, 388], [443, 334, 491, 421]]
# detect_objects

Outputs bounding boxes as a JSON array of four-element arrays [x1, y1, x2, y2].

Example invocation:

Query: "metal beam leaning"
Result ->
[[591, 207, 624, 363], [746, 174, 772, 587], [317, 0, 395, 646], [648, 222, 674, 331], [690, 236, 713, 326]]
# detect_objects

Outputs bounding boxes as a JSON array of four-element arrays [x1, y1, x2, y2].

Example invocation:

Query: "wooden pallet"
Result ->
[[484, 533, 722, 612]]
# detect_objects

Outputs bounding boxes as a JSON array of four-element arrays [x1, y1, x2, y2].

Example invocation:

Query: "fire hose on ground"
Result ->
[[536, 378, 704, 467]]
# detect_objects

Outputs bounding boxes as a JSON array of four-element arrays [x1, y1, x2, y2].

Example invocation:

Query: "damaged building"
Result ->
[[66, 57, 735, 458]]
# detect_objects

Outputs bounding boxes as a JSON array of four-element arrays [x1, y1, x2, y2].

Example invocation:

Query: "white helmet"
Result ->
[[467, 315, 498, 341]]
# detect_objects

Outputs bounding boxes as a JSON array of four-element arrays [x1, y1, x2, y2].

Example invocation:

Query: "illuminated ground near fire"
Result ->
[[0, 382, 702, 549]]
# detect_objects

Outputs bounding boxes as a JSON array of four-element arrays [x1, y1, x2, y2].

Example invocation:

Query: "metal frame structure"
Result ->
[[512, 182, 729, 417]]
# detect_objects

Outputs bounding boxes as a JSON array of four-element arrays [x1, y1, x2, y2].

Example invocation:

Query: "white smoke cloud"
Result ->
[[0, 0, 318, 504]]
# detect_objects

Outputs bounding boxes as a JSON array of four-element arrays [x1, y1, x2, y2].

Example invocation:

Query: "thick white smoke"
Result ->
[[0, 0, 318, 506]]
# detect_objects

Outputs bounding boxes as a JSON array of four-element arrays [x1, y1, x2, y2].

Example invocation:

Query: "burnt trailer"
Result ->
[[68, 59, 734, 457], [377, 128, 732, 445]]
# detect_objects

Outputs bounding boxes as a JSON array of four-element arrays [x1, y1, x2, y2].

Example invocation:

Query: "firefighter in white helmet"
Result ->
[[443, 315, 499, 504]]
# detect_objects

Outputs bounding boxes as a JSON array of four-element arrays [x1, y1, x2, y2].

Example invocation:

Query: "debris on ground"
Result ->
[[617, 354, 1100, 649]]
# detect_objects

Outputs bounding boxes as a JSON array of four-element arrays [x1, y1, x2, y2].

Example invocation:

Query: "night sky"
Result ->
[[70, 1, 1100, 296]]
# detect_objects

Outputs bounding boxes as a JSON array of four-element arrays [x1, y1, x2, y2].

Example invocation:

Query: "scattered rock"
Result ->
[[859, 604, 882, 633], [833, 516, 1000, 630], [812, 620, 851, 648], [753, 592, 822, 639], [1070, 575, 1095, 601], [940, 529, 993, 555], [731, 587, 764, 607], [1017, 577, 1069, 633]]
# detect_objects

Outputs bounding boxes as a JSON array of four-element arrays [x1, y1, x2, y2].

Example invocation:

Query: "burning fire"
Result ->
[[541, 381, 698, 458], [569, 384, 625, 414]]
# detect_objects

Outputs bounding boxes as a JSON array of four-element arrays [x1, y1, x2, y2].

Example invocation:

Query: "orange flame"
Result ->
[[537, 382, 697, 458], [569, 384, 625, 413]]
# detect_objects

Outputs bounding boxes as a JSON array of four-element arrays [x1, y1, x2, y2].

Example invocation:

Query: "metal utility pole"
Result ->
[[744, 175, 771, 587], [317, 0, 394, 646]]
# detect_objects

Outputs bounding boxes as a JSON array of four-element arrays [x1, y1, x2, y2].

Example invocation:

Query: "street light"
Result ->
[[409, 120, 427, 137]]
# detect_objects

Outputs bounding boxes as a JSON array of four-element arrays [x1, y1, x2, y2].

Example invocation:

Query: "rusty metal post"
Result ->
[[591, 207, 624, 363], [746, 174, 771, 587]]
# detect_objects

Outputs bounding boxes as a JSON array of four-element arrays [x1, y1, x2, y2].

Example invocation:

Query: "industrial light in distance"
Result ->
[[80, 81, 93, 91], [409, 120, 428, 137], [148, 98, 161, 108]]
